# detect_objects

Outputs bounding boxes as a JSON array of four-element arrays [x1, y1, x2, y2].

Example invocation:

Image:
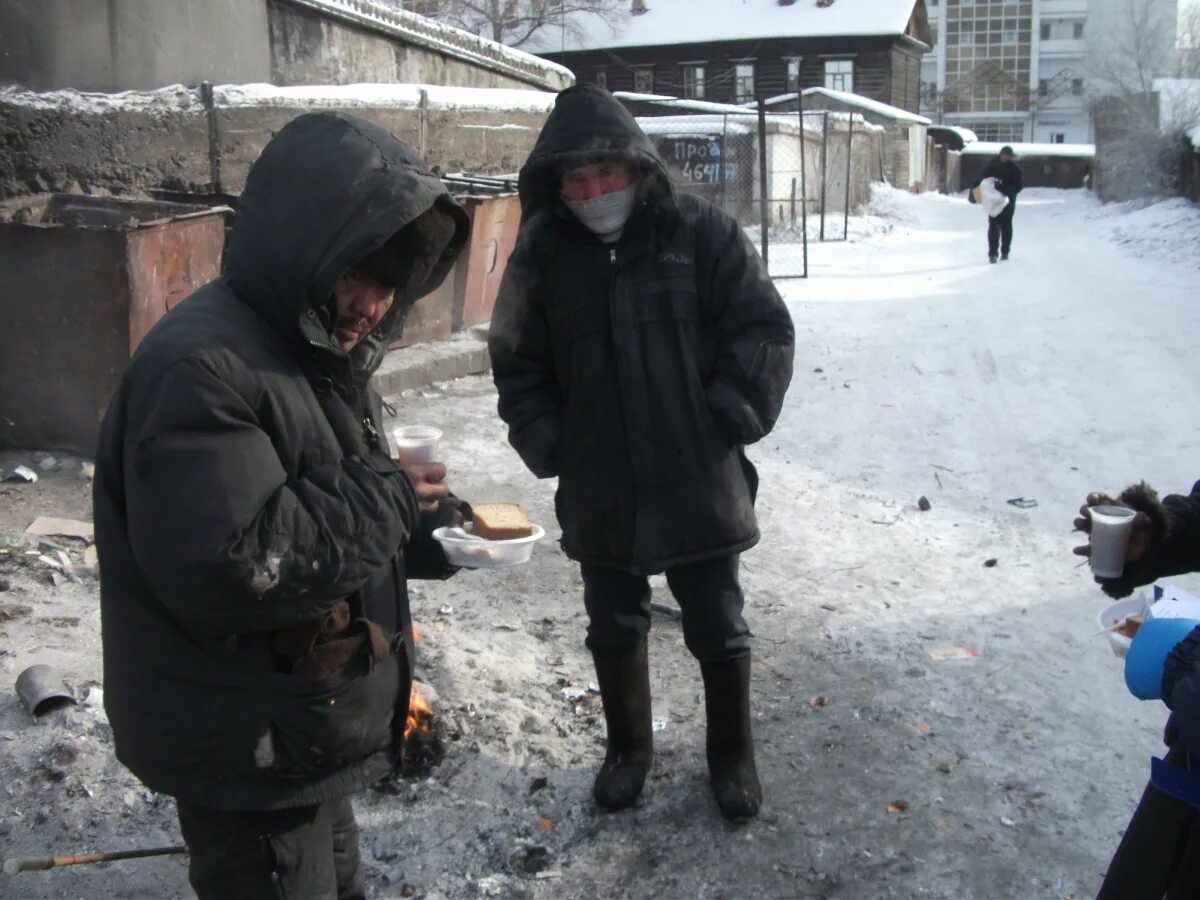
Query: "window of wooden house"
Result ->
[[735, 63, 756, 103], [683, 64, 706, 99], [785, 57, 801, 93], [824, 59, 853, 93], [634, 67, 654, 94]]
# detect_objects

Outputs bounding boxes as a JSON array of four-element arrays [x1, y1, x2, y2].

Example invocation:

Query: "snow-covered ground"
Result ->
[[2, 186, 1200, 899]]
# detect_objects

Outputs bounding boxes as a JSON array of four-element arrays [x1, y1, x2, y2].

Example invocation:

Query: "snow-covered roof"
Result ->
[[637, 118, 755, 138], [287, 0, 572, 89], [763, 87, 930, 125], [929, 124, 978, 144], [961, 141, 1094, 158], [614, 91, 760, 116], [526, 0, 923, 53], [0, 82, 559, 116]]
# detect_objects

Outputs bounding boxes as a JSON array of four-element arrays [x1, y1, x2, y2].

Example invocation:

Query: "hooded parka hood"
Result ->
[[517, 84, 673, 221], [226, 112, 469, 374]]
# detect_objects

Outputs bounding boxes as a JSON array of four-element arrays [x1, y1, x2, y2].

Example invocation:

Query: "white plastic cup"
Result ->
[[393, 426, 442, 465], [1089, 504, 1137, 578]]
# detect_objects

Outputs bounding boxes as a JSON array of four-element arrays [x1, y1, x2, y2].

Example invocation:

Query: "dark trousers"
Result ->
[[1096, 733, 1200, 899], [581, 554, 750, 663], [176, 796, 365, 900], [988, 203, 1015, 257]]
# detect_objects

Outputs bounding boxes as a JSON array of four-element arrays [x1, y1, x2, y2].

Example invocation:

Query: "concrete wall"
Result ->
[[0, 0, 272, 92], [268, 2, 552, 90], [0, 0, 570, 94], [0, 87, 548, 198]]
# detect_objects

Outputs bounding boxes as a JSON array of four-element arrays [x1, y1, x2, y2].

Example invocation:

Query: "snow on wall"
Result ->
[[1, 82, 558, 116], [764, 87, 931, 125], [961, 141, 1094, 158]]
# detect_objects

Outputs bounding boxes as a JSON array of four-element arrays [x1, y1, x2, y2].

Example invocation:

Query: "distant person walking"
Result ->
[[972, 145, 1023, 263]]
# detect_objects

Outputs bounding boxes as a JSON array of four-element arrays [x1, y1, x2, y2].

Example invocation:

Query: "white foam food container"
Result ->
[[432, 522, 545, 569], [1097, 593, 1151, 658]]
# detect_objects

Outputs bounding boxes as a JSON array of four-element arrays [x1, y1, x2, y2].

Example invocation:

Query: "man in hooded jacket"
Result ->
[[94, 112, 469, 899], [489, 85, 795, 821]]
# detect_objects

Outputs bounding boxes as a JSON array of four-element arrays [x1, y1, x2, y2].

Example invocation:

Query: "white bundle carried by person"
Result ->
[[971, 177, 1009, 217]]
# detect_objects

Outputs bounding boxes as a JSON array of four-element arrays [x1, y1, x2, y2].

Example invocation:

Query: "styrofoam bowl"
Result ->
[[432, 523, 545, 569], [1097, 594, 1152, 658]]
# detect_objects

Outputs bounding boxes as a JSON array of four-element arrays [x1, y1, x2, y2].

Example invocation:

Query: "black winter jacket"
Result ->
[[978, 158, 1024, 203], [489, 85, 795, 574], [93, 113, 469, 810]]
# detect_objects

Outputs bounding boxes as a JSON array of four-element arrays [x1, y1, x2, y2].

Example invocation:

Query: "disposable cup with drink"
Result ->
[[393, 425, 442, 465], [1089, 504, 1137, 579]]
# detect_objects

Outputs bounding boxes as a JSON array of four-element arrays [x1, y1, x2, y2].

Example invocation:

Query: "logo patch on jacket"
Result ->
[[656, 252, 692, 265]]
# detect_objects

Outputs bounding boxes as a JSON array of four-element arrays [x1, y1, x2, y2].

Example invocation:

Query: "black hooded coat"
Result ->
[[93, 112, 469, 811], [488, 85, 795, 574]]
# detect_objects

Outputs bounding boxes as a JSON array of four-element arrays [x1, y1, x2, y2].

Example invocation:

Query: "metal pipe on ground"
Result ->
[[4, 845, 188, 875]]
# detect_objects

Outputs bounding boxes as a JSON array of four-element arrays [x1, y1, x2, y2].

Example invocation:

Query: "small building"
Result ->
[[764, 86, 931, 189], [527, 0, 931, 114], [959, 141, 1093, 191]]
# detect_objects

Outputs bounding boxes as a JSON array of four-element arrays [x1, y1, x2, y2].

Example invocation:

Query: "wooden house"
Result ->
[[527, 0, 931, 114]]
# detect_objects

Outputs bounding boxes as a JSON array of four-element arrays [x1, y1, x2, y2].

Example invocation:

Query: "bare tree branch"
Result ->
[[392, 0, 627, 49]]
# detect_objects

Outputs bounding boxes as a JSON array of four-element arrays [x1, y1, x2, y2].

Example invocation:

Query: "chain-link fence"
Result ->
[[620, 94, 882, 279]]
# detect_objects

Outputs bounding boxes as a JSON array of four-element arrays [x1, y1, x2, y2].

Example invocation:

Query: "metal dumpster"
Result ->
[[0, 193, 229, 453]]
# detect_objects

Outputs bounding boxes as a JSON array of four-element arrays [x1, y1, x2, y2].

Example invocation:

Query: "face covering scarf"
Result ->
[[563, 185, 637, 243]]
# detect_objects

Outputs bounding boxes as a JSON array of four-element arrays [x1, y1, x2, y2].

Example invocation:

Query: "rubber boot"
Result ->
[[591, 641, 654, 810], [701, 655, 762, 821]]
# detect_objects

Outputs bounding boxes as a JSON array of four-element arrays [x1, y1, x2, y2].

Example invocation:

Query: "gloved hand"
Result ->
[[1072, 483, 1163, 597], [967, 189, 977, 204], [1125, 618, 1200, 699]]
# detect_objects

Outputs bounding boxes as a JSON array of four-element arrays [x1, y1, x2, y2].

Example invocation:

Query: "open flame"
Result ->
[[404, 684, 435, 742]]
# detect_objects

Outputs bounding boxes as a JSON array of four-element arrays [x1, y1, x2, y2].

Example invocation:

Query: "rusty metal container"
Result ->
[[390, 190, 520, 350], [0, 193, 229, 453]]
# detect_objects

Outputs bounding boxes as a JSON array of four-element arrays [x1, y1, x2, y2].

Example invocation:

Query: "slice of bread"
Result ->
[[471, 503, 534, 540]]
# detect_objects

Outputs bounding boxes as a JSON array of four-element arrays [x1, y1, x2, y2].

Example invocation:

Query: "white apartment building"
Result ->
[[920, 0, 1179, 143]]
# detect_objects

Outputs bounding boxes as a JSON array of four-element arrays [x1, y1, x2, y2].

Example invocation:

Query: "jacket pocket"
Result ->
[[264, 649, 401, 778]]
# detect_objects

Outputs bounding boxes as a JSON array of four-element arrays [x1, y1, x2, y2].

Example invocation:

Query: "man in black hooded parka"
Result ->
[[94, 112, 470, 898], [489, 85, 795, 821]]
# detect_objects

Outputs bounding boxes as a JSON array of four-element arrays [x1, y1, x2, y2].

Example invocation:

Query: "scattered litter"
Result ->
[[83, 546, 99, 568], [808, 695, 829, 709], [650, 600, 681, 618], [813, 367, 824, 373], [936, 761, 952, 774], [534, 871, 562, 880], [887, 800, 909, 814], [1000, 816, 1016, 827], [491, 622, 518, 631], [517, 844, 552, 875], [0, 535, 19, 549], [528, 776, 548, 795], [652, 717, 668, 732], [586, 681, 600, 694], [928, 647, 978, 660], [80, 462, 95, 481], [983, 558, 998, 568], [4, 466, 37, 483], [535, 815, 554, 834], [906, 721, 932, 734], [37, 456, 61, 471], [437, 604, 453, 616], [820, 603, 838, 612], [918, 496, 932, 511], [0, 578, 10, 592], [1006, 497, 1038, 509], [25, 517, 94, 541]]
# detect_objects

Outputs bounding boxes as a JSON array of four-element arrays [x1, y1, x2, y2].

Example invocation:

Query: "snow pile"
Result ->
[[1085, 194, 1200, 272], [962, 141, 1094, 158]]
